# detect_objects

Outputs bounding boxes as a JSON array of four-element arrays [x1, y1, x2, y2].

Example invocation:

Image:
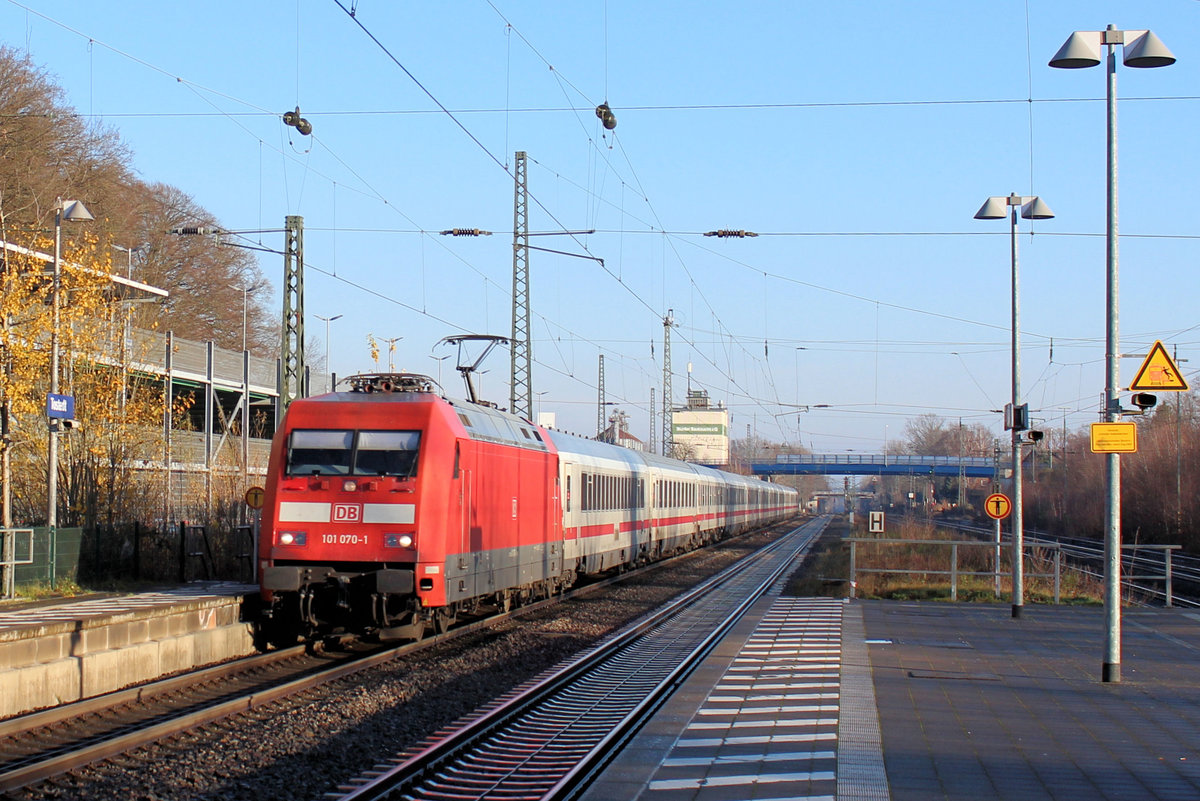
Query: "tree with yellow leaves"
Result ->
[[0, 45, 272, 533], [1, 229, 180, 527]]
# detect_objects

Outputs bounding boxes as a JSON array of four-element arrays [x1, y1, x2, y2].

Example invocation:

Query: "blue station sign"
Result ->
[[46, 393, 75, 420]]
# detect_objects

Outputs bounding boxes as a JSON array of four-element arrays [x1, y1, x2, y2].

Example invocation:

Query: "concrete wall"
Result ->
[[0, 595, 255, 718]]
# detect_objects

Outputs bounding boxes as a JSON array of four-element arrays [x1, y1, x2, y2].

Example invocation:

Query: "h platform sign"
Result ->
[[868, 511, 885, 534], [46, 393, 75, 420]]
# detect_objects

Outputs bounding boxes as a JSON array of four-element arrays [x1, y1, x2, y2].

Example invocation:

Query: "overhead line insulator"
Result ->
[[703, 229, 758, 238], [283, 106, 313, 136], [440, 228, 493, 236], [595, 102, 617, 130]]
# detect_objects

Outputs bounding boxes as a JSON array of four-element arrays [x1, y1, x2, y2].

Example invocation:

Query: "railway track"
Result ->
[[0, 639, 415, 793], [328, 516, 828, 801], [0, 522, 805, 796]]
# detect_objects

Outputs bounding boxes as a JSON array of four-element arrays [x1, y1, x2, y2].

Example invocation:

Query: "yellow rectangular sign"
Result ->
[[1090, 422, 1138, 454]]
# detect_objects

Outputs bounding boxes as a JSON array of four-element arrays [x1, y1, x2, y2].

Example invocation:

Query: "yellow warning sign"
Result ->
[[244, 486, 266, 510], [1129, 341, 1188, 391], [1090, 422, 1138, 454]]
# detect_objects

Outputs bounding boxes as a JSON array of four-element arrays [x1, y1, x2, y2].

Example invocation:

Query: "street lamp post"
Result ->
[[381, 337, 402, 372], [111, 243, 147, 280], [975, 193, 1054, 619], [428, 354, 449, 387], [315, 314, 342, 390], [229, 283, 257, 353], [47, 199, 93, 531], [1050, 24, 1175, 683]]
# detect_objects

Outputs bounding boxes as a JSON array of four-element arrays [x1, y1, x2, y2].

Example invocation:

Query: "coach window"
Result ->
[[288, 430, 353, 475], [355, 430, 421, 477]]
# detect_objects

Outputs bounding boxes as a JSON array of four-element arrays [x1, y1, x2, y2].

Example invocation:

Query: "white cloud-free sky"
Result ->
[[4, 1, 1198, 452]]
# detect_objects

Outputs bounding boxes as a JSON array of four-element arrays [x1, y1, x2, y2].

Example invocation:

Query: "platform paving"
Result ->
[[865, 601, 1200, 801], [586, 598, 1200, 800]]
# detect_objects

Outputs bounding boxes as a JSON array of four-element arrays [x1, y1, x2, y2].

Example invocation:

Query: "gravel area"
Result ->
[[6, 526, 790, 801]]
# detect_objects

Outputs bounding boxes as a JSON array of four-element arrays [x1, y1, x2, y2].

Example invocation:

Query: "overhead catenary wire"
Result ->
[[19, 1, 1188, 341], [53, 94, 1200, 120], [15, 1, 1196, 444]]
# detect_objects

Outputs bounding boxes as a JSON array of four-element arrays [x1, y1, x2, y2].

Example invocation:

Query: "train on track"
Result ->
[[256, 372, 799, 646]]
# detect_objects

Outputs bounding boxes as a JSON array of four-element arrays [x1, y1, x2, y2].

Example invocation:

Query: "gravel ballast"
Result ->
[[7, 526, 792, 801]]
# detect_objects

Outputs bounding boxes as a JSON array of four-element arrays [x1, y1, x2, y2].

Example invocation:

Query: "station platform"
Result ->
[[0, 582, 258, 719], [585, 597, 1200, 800]]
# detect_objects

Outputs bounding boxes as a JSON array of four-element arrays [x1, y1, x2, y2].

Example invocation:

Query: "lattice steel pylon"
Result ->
[[649, 387, 657, 454], [280, 215, 305, 422], [597, 354, 606, 437], [662, 309, 674, 456], [510, 151, 533, 420]]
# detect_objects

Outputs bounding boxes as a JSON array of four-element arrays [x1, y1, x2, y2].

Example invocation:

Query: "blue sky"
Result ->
[[4, 1, 1198, 453]]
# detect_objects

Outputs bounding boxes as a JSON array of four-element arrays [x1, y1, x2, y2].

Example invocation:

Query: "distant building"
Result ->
[[598, 410, 645, 452], [672, 389, 729, 464]]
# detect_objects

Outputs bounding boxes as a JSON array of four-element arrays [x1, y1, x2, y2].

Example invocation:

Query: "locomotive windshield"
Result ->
[[288, 430, 353, 475], [355, 430, 421, 476], [287, 429, 421, 477]]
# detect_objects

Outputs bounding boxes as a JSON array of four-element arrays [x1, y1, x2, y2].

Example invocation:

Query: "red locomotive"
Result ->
[[256, 372, 798, 645]]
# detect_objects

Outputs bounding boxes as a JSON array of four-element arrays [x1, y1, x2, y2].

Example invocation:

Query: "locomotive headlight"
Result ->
[[385, 533, 414, 548], [278, 531, 307, 546], [343, 479, 358, 492]]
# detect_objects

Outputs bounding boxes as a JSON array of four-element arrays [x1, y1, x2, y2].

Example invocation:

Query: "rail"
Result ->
[[331, 518, 827, 801], [844, 536, 1063, 603]]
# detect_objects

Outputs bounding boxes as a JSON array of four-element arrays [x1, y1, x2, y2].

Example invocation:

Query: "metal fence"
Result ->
[[844, 536, 1063, 603], [1, 522, 257, 598], [0, 527, 84, 596], [1, 528, 34, 598]]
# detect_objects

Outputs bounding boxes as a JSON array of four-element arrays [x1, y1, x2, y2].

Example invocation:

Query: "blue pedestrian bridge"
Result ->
[[749, 454, 1004, 478]]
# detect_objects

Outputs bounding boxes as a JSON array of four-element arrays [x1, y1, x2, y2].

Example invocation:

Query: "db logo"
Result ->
[[332, 503, 362, 523]]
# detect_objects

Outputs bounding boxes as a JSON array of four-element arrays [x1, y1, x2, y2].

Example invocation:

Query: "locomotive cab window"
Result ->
[[288, 430, 353, 475], [355, 430, 421, 477], [286, 429, 421, 477]]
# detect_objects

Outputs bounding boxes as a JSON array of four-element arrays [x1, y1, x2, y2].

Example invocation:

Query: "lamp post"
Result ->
[[380, 337, 403, 372], [47, 199, 93, 530], [975, 193, 1054, 619], [229, 283, 257, 353], [111, 243, 142, 279], [428, 354, 449, 387], [315, 314, 341, 389], [1050, 24, 1175, 683]]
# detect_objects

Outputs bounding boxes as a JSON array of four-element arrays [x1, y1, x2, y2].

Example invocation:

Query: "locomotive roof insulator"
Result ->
[[346, 373, 437, 395]]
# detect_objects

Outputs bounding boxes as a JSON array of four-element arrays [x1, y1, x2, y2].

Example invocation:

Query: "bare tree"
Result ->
[[0, 46, 275, 532]]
